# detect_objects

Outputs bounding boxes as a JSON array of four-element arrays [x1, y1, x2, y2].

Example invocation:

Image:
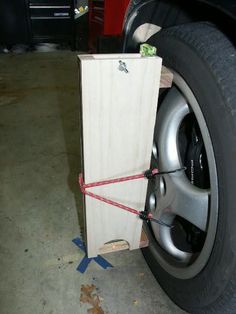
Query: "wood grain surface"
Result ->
[[78, 53, 162, 257]]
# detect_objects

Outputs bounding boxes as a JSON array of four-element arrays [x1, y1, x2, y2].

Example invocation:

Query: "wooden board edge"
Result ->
[[160, 66, 173, 88], [98, 229, 149, 255], [139, 229, 149, 249]]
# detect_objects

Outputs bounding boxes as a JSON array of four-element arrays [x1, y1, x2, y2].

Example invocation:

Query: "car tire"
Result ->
[[143, 22, 236, 313]]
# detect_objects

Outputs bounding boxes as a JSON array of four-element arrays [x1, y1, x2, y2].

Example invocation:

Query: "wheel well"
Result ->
[[123, 0, 236, 52]]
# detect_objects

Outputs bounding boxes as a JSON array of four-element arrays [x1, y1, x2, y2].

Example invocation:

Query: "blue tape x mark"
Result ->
[[72, 237, 113, 273]]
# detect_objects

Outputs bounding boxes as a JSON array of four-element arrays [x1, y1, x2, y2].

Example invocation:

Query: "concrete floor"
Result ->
[[0, 51, 185, 314]]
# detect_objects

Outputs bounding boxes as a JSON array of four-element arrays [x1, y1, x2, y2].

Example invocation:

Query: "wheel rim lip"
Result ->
[[148, 70, 218, 279]]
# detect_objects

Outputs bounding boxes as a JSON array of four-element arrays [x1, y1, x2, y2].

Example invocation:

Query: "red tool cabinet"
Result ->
[[88, 0, 130, 51]]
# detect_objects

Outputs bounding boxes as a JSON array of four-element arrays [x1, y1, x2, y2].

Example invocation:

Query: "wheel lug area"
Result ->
[[149, 192, 157, 211], [160, 176, 167, 196]]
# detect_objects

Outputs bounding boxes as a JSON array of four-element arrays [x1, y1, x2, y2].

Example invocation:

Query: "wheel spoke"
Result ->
[[161, 175, 209, 231], [161, 220, 192, 261], [156, 87, 190, 171]]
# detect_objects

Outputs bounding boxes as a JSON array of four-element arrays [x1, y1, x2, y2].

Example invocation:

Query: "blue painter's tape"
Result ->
[[94, 255, 113, 270], [77, 255, 92, 273], [72, 237, 86, 253], [72, 237, 113, 273]]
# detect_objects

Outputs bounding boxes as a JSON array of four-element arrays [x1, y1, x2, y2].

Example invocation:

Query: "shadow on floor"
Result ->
[[50, 51, 85, 238]]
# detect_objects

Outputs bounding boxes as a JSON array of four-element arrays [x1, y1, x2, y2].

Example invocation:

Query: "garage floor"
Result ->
[[0, 51, 185, 314]]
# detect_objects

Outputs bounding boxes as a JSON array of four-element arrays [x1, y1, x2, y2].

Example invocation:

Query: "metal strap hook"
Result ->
[[118, 60, 129, 73]]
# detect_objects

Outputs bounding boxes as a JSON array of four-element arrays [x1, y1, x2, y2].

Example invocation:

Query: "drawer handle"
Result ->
[[31, 16, 70, 20], [54, 12, 69, 17], [30, 5, 70, 9]]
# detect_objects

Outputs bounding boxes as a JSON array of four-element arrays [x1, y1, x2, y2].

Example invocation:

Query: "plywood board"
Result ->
[[160, 66, 173, 88], [78, 53, 162, 257]]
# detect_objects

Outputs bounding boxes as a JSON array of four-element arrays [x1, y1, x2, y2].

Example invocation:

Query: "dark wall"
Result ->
[[0, 1, 30, 45]]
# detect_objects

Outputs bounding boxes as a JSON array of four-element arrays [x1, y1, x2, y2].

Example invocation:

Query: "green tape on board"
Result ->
[[140, 43, 157, 57]]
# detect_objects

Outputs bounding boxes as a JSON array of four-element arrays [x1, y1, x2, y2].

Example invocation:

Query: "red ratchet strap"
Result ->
[[78, 168, 173, 228]]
